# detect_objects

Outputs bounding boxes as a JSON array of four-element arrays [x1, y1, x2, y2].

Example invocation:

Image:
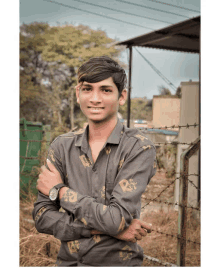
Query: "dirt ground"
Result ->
[[19, 170, 200, 267]]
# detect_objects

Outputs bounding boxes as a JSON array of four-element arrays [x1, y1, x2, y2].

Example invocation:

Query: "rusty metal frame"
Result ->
[[177, 136, 200, 266]]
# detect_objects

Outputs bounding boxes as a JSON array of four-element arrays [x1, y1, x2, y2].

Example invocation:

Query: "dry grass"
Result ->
[[139, 209, 200, 266], [140, 170, 200, 266], [20, 194, 60, 267], [19, 170, 200, 267]]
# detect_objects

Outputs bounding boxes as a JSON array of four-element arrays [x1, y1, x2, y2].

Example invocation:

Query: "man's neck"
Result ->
[[88, 117, 118, 143]]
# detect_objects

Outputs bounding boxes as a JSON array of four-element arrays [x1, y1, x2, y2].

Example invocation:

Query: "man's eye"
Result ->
[[82, 87, 91, 92], [102, 89, 112, 93]]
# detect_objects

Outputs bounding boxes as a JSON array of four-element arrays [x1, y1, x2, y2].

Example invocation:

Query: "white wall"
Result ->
[[174, 81, 200, 209]]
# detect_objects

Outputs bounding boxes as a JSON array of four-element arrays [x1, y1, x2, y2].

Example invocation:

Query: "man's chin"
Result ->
[[88, 115, 116, 125]]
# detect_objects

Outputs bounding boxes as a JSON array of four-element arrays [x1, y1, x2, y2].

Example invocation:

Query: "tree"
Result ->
[[20, 22, 126, 129], [158, 85, 172, 96], [175, 86, 181, 98], [119, 98, 152, 121]]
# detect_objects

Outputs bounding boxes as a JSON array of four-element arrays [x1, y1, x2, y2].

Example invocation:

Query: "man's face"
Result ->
[[76, 77, 127, 124]]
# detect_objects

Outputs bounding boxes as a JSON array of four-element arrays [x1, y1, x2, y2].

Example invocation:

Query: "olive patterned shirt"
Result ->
[[32, 120, 157, 266]]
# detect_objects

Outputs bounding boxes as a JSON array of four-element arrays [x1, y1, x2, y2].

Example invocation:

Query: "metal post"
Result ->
[[127, 46, 132, 128], [177, 137, 200, 266], [70, 86, 74, 130], [198, 41, 201, 204]]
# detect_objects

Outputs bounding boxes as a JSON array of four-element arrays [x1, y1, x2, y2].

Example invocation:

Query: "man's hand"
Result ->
[[90, 219, 152, 243], [37, 159, 63, 196], [115, 219, 152, 243]]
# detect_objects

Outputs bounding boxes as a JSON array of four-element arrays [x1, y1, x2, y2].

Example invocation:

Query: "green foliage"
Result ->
[[119, 97, 152, 121], [20, 22, 125, 130], [50, 125, 70, 142], [158, 85, 172, 96], [156, 145, 177, 178], [175, 86, 181, 98]]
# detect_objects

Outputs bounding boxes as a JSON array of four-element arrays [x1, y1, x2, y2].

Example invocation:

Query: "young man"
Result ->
[[33, 56, 157, 266]]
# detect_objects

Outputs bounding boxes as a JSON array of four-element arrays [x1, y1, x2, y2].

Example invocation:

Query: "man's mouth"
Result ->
[[88, 107, 104, 110]]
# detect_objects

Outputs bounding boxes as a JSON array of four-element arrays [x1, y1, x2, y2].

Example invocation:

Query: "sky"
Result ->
[[20, 0, 201, 99]]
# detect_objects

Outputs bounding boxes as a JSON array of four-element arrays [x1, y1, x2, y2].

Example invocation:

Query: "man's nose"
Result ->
[[89, 90, 102, 103]]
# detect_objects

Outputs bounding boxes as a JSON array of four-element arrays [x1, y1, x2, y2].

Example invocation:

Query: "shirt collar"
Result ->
[[75, 125, 90, 153], [106, 119, 124, 145], [75, 119, 124, 153]]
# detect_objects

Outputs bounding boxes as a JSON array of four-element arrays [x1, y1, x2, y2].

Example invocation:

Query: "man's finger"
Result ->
[[138, 228, 147, 237], [46, 159, 58, 173], [135, 233, 142, 241], [40, 165, 47, 173], [140, 222, 152, 233]]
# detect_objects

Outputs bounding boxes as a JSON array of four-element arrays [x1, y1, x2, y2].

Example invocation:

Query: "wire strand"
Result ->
[[143, 0, 200, 13], [135, 47, 177, 91], [42, 0, 155, 30], [115, 0, 191, 19], [70, 0, 173, 24]]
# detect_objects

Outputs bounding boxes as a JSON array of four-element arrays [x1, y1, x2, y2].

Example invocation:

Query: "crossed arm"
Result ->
[[34, 150, 153, 242]]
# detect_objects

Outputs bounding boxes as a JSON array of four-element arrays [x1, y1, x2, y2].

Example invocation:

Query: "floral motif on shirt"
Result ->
[[135, 134, 148, 142], [119, 245, 133, 261], [100, 186, 105, 199], [67, 240, 80, 254], [118, 217, 125, 232], [62, 189, 78, 203], [103, 205, 107, 212], [105, 145, 111, 155], [79, 154, 92, 167], [81, 217, 87, 226], [119, 178, 137, 193], [142, 145, 151, 150], [93, 234, 101, 243], [118, 158, 124, 172], [35, 207, 47, 222], [59, 207, 65, 213]]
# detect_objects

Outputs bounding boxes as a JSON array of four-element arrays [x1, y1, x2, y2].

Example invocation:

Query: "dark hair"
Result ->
[[77, 56, 127, 97]]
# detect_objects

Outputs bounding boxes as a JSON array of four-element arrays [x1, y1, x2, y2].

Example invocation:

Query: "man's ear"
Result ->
[[75, 83, 81, 104], [119, 89, 127, 106]]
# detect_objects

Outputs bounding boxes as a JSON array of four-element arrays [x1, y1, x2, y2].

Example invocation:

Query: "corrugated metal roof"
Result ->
[[117, 16, 200, 54]]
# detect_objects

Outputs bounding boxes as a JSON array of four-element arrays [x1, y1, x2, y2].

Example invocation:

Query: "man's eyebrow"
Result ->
[[81, 84, 92, 87], [81, 84, 114, 88], [100, 85, 114, 88]]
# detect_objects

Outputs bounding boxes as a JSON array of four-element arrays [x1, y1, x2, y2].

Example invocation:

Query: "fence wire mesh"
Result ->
[[20, 122, 200, 266]]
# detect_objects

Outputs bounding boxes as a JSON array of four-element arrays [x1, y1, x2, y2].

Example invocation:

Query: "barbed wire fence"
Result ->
[[20, 122, 200, 267]]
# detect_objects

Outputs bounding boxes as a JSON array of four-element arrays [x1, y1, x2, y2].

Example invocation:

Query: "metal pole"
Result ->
[[177, 137, 200, 266], [198, 36, 201, 205], [70, 86, 74, 130], [127, 46, 132, 128], [177, 152, 189, 266]]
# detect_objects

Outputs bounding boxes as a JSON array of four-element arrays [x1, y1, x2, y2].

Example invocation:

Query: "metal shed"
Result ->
[[116, 16, 200, 127], [117, 16, 201, 266]]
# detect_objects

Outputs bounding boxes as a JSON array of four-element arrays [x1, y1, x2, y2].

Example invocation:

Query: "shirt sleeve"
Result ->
[[60, 142, 157, 236], [32, 140, 91, 241]]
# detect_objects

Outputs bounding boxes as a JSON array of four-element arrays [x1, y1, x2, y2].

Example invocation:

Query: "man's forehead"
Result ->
[[81, 77, 115, 87]]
